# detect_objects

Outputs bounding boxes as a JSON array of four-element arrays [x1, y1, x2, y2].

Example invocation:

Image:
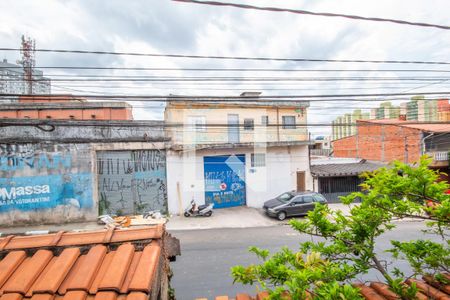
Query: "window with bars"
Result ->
[[282, 116, 296, 129], [261, 115, 269, 126], [244, 118, 254, 130], [251, 153, 266, 167], [187, 116, 206, 131]]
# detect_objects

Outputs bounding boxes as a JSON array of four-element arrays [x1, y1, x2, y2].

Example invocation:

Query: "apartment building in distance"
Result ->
[[164, 92, 314, 214], [0, 59, 51, 97], [332, 109, 370, 141]]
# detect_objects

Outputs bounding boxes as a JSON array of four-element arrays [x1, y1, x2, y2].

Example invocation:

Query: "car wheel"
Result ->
[[184, 212, 190, 217], [277, 211, 286, 221]]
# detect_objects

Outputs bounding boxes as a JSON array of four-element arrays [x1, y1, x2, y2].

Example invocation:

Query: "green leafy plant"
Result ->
[[232, 157, 449, 299]]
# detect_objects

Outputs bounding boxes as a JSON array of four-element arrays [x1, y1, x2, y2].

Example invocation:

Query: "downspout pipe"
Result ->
[[421, 132, 434, 156]]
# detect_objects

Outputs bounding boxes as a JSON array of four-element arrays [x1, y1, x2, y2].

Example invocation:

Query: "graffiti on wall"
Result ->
[[0, 144, 93, 212], [97, 150, 167, 215]]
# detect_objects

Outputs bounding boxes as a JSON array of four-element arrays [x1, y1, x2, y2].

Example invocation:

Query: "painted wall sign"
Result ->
[[0, 144, 94, 214], [0, 174, 92, 212], [204, 154, 246, 208]]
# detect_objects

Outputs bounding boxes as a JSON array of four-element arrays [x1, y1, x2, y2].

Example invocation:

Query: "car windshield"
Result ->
[[277, 192, 294, 202]]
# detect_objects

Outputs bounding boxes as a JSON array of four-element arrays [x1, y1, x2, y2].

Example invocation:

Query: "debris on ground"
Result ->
[[97, 213, 167, 228]]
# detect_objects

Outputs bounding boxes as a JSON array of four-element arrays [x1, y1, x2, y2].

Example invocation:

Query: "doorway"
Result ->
[[296, 171, 306, 192]]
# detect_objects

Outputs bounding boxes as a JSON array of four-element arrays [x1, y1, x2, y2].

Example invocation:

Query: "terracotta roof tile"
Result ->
[[119, 253, 142, 294], [30, 295, 55, 300], [58, 256, 87, 295], [0, 226, 165, 300], [423, 275, 450, 295], [369, 282, 400, 300], [353, 284, 386, 300], [0, 293, 23, 300], [217, 277, 450, 300], [0, 225, 163, 251], [3, 250, 53, 294], [93, 292, 117, 300], [236, 293, 252, 300], [26, 257, 58, 297], [62, 291, 87, 300], [406, 279, 450, 300], [63, 245, 107, 293], [98, 244, 135, 292], [0, 251, 26, 287], [89, 252, 115, 295], [256, 292, 269, 300], [124, 293, 146, 300], [128, 243, 160, 293], [33, 248, 80, 294]]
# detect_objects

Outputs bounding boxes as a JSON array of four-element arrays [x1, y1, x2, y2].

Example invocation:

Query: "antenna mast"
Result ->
[[20, 35, 36, 94]]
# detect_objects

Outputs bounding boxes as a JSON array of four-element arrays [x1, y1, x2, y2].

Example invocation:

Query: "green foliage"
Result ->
[[231, 157, 449, 298], [313, 282, 364, 300], [389, 240, 450, 274]]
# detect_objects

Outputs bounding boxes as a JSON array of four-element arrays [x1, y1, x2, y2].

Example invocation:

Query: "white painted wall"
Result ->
[[166, 145, 313, 215]]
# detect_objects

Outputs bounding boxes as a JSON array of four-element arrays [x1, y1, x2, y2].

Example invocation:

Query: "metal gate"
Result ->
[[318, 176, 362, 203], [204, 154, 246, 208], [97, 149, 167, 215]]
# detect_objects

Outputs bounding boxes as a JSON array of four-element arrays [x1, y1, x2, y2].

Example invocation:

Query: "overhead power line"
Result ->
[[1, 91, 450, 102], [0, 119, 448, 128], [2, 77, 450, 82], [172, 0, 450, 30], [2, 66, 450, 73], [1, 48, 450, 65]]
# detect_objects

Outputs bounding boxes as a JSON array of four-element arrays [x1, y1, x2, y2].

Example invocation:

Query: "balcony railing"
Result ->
[[427, 151, 450, 166], [427, 151, 449, 161]]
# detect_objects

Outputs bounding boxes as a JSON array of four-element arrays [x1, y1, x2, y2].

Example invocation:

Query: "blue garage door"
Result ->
[[204, 154, 246, 208]]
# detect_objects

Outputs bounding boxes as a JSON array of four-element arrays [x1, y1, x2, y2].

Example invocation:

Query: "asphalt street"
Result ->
[[168, 220, 443, 300]]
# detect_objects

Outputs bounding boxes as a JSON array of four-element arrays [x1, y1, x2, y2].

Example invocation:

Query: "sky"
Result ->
[[1, 0, 450, 136]]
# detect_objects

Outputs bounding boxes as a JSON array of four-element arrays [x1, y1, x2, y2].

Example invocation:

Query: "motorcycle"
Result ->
[[184, 199, 214, 217]]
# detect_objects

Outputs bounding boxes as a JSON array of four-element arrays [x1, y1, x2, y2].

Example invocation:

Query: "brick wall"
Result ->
[[333, 121, 422, 163], [332, 135, 357, 158], [0, 107, 132, 120]]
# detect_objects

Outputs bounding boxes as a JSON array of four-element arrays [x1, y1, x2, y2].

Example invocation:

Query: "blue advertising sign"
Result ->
[[0, 173, 93, 212], [204, 154, 246, 208]]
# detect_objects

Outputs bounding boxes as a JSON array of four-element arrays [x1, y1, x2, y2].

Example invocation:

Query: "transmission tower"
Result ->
[[19, 35, 36, 94]]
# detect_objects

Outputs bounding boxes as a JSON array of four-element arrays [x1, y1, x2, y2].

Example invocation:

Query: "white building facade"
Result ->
[[164, 95, 313, 215]]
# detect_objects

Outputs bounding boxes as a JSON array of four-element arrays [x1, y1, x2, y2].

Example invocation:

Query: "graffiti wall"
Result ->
[[0, 144, 95, 225], [97, 150, 167, 215]]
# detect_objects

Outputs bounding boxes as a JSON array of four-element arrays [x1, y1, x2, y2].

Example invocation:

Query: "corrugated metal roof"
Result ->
[[0, 225, 164, 300], [311, 161, 385, 177], [311, 157, 362, 166]]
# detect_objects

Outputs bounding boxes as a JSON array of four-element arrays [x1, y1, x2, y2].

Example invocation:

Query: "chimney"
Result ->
[[399, 114, 407, 121]]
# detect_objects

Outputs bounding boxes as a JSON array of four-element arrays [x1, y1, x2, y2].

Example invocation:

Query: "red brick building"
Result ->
[[0, 95, 133, 120], [333, 119, 450, 164]]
